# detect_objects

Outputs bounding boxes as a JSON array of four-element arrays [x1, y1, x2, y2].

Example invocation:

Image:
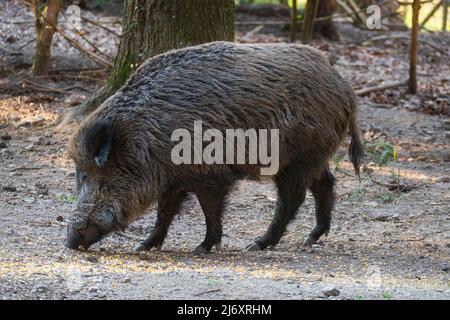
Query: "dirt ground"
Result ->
[[0, 1, 449, 300]]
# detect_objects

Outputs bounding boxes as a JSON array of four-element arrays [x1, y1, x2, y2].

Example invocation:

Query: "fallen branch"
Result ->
[[368, 172, 425, 193], [10, 166, 46, 172], [355, 81, 408, 95], [48, 67, 105, 74], [361, 33, 448, 56], [367, 103, 395, 109], [114, 231, 145, 242], [242, 25, 264, 41], [21, 79, 66, 94], [361, 33, 408, 45], [193, 289, 222, 297], [33, 74, 106, 82]]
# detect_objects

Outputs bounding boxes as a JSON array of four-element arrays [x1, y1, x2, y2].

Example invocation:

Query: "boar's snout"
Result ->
[[65, 223, 83, 250], [65, 221, 104, 251]]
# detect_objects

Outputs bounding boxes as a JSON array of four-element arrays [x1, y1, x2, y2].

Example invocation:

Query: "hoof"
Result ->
[[246, 242, 263, 251], [193, 245, 210, 255], [303, 236, 316, 247], [133, 243, 148, 252], [133, 240, 162, 252]]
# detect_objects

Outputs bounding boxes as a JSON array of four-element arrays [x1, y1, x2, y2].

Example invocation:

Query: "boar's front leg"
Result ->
[[193, 185, 230, 254], [247, 163, 308, 251], [134, 188, 187, 252]]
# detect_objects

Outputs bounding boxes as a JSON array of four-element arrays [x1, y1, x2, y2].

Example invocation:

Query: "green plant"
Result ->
[[332, 153, 344, 171], [207, 280, 222, 287], [57, 193, 77, 204], [376, 192, 398, 204], [382, 290, 393, 300], [351, 186, 364, 201], [93, 0, 106, 9], [364, 139, 397, 167]]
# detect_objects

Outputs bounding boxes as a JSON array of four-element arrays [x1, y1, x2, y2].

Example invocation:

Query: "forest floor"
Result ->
[[0, 1, 449, 300]]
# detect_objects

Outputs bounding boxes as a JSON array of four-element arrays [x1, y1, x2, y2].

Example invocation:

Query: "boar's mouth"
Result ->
[[65, 222, 106, 251], [65, 224, 85, 250]]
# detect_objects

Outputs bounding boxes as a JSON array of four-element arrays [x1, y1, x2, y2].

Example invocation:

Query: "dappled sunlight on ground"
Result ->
[[0, 95, 60, 126]]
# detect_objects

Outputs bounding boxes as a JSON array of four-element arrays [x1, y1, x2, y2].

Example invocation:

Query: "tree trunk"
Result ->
[[32, 0, 61, 76], [291, 0, 297, 42], [408, 0, 420, 94], [302, 0, 320, 44], [315, 0, 340, 41], [64, 0, 235, 122], [444, 0, 448, 31]]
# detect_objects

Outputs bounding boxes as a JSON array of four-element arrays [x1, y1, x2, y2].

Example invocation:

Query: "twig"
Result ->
[[419, 0, 443, 30], [336, 0, 360, 24], [337, 169, 359, 180], [346, 0, 367, 25], [242, 25, 264, 41], [367, 104, 395, 109], [21, 83, 61, 94], [18, 38, 35, 50], [80, 16, 120, 37], [73, 28, 114, 59], [398, 0, 434, 5], [344, 235, 428, 243], [21, 79, 67, 94], [48, 67, 105, 73], [114, 231, 145, 242], [52, 27, 113, 68], [368, 174, 425, 192], [193, 289, 222, 297], [361, 33, 408, 45], [33, 74, 105, 82], [60, 84, 89, 92], [10, 166, 45, 172], [355, 81, 408, 95], [419, 39, 449, 56]]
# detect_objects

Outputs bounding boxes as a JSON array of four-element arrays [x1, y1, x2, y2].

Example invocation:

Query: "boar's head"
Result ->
[[65, 117, 154, 250]]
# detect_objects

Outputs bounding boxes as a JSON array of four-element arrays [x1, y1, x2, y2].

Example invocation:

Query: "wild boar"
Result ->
[[65, 41, 363, 253]]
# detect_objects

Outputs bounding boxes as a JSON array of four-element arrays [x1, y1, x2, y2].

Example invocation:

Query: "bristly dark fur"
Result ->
[[66, 41, 363, 252]]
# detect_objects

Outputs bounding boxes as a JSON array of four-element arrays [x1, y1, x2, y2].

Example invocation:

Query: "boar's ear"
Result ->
[[85, 119, 114, 167]]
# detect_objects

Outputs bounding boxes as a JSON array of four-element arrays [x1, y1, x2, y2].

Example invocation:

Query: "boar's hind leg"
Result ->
[[193, 185, 230, 255], [304, 168, 335, 246], [247, 164, 308, 251], [133, 188, 187, 252]]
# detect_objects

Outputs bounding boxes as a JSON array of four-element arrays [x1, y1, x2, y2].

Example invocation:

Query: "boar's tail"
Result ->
[[348, 108, 364, 179]]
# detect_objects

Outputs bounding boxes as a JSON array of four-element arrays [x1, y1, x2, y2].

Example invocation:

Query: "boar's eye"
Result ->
[[84, 119, 113, 168], [95, 140, 112, 167]]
